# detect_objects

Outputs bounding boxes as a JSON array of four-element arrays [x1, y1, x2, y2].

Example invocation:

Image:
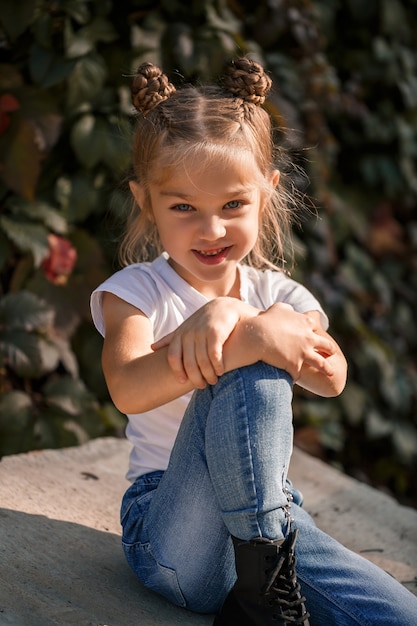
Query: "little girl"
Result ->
[[91, 58, 417, 625]]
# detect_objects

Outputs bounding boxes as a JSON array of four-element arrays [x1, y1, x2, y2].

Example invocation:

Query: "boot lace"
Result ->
[[261, 528, 310, 625]]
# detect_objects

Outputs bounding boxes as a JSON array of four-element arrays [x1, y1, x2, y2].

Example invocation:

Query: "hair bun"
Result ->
[[131, 62, 176, 115], [221, 58, 272, 106]]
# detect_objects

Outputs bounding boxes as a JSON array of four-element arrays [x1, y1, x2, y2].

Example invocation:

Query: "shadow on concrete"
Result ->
[[0, 509, 213, 626]]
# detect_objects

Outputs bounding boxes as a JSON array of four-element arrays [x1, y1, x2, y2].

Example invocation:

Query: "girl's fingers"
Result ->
[[163, 329, 224, 387], [195, 339, 219, 385], [316, 337, 336, 358], [305, 350, 335, 377], [183, 339, 217, 387], [151, 331, 174, 351], [166, 335, 188, 384], [173, 336, 208, 389]]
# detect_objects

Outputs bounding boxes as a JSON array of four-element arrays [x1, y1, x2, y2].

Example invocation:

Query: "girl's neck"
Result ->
[[167, 256, 241, 300]]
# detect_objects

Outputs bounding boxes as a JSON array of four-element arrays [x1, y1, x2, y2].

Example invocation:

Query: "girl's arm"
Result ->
[[219, 304, 347, 398], [102, 292, 346, 415], [101, 292, 195, 414], [153, 298, 345, 398], [101, 292, 260, 413]]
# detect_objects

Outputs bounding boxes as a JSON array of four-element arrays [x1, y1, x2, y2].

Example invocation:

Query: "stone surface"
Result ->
[[0, 437, 416, 626]]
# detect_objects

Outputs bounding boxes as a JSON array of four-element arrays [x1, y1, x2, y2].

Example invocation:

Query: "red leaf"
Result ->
[[0, 93, 20, 134], [0, 118, 40, 200]]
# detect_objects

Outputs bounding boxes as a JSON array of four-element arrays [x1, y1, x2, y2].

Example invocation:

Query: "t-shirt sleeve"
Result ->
[[90, 265, 159, 337], [254, 268, 329, 330]]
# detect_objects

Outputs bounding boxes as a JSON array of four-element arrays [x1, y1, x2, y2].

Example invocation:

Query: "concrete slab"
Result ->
[[0, 437, 416, 626]]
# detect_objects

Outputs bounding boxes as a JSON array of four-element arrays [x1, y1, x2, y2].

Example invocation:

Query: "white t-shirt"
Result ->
[[90, 253, 328, 481]]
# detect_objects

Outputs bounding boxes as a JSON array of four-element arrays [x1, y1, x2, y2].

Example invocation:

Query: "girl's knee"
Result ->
[[221, 362, 293, 388]]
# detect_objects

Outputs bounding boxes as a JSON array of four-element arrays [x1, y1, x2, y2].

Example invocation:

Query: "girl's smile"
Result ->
[[192, 246, 231, 264]]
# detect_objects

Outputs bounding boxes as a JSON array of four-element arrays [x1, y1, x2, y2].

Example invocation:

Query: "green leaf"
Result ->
[[99, 402, 127, 432], [43, 377, 98, 416], [70, 114, 108, 168], [56, 173, 100, 222], [0, 291, 53, 332], [54, 336, 79, 378], [0, 230, 11, 272], [380, 0, 408, 39], [0, 215, 49, 266], [31, 12, 55, 51], [339, 381, 367, 426], [102, 119, 131, 172], [63, 0, 91, 25], [392, 422, 417, 462], [0, 330, 59, 377], [33, 413, 80, 449], [66, 16, 118, 58], [365, 408, 393, 439], [0, 391, 34, 455], [7, 198, 68, 235], [319, 420, 345, 452], [0, 118, 41, 200], [65, 19, 94, 59], [67, 53, 107, 109], [0, 391, 33, 434], [0, 0, 38, 41], [29, 42, 75, 87]]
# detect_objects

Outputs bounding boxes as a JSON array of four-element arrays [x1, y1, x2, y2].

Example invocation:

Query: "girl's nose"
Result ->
[[199, 216, 226, 240]]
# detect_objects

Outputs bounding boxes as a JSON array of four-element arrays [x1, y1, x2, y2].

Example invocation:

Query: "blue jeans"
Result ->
[[121, 363, 417, 624]]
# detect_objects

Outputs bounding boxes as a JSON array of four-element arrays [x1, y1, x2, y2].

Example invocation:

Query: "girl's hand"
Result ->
[[152, 297, 257, 388], [245, 303, 336, 382]]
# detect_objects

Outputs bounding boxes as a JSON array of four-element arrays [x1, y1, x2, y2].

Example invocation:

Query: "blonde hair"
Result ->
[[119, 58, 299, 270]]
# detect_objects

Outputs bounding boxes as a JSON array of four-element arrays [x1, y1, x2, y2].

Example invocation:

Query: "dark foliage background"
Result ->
[[1, 0, 416, 506]]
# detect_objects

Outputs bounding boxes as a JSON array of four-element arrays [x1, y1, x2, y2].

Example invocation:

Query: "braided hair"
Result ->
[[120, 58, 296, 270]]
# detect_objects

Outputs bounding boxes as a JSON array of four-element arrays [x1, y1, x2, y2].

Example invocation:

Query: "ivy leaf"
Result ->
[[102, 119, 131, 172], [67, 53, 107, 110], [54, 336, 79, 378], [66, 16, 118, 58], [0, 291, 53, 332], [43, 377, 98, 416], [0, 0, 38, 41], [56, 173, 100, 222], [365, 408, 393, 439], [0, 330, 59, 377], [29, 42, 75, 88], [0, 391, 34, 455], [0, 215, 49, 266], [99, 402, 127, 432], [339, 381, 367, 426], [7, 198, 68, 235], [392, 422, 417, 462], [0, 391, 33, 434], [70, 114, 108, 168], [0, 118, 41, 200], [64, 0, 91, 25], [0, 230, 11, 272]]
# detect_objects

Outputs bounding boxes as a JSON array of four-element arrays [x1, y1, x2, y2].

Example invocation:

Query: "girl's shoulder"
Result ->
[[239, 264, 328, 327], [90, 256, 169, 336], [93, 254, 175, 296], [239, 264, 294, 299], [90, 253, 207, 337]]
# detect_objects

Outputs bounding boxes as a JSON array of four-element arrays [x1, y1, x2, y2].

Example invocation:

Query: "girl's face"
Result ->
[[130, 158, 278, 299]]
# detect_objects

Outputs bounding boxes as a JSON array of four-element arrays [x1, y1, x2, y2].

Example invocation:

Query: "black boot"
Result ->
[[213, 524, 310, 625]]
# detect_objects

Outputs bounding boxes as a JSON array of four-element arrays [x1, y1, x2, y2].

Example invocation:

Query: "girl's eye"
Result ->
[[173, 203, 193, 212], [224, 200, 241, 210]]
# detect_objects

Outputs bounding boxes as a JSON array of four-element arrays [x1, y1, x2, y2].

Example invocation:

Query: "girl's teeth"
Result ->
[[200, 249, 223, 256]]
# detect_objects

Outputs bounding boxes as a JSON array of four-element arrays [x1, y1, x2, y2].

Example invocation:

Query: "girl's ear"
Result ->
[[129, 180, 146, 207], [129, 181, 154, 222], [270, 169, 280, 187]]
